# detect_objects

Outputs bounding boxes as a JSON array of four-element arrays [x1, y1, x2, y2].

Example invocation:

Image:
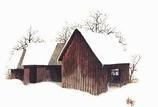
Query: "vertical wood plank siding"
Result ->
[[61, 31, 108, 95], [23, 67, 30, 84], [105, 63, 129, 86], [36, 66, 49, 82], [23, 65, 61, 84]]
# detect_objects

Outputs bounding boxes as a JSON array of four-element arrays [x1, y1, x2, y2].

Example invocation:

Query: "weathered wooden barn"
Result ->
[[58, 29, 130, 95], [8, 49, 26, 80], [22, 43, 64, 84]]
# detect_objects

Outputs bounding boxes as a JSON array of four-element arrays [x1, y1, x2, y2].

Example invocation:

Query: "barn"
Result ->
[[22, 43, 64, 84], [8, 49, 26, 80], [58, 29, 130, 95]]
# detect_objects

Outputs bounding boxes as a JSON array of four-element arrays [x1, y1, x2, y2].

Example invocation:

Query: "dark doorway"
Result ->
[[48, 65, 61, 82], [110, 69, 120, 83], [29, 67, 37, 83]]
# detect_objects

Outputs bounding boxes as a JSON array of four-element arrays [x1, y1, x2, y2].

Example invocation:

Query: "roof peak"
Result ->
[[58, 29, 130, 64]]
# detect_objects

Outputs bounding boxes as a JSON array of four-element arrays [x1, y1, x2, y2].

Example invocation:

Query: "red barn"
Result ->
[[58, 29, 130, 95], [23, 43, 64, 84]]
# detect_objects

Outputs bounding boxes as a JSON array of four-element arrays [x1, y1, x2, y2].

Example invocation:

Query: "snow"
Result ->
[[0, 32, 156, 107], [79, 29, 130, 64], [22, 42, 56, 65], [1, 54, 153, 107], [60, 29, 130, 65], [0, 1, 157, 106], [0, 76, 156, 107], [7, 50, 24, 69]]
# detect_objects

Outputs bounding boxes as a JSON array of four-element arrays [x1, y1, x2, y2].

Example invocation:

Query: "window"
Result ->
[[111, 69, 119, 76], [110, 69, 120, 83]]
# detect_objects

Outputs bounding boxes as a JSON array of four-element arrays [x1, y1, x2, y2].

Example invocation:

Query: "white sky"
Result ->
[[0, 0, 158, 79]]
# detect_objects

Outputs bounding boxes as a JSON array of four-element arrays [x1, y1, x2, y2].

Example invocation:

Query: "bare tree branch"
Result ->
[[129, 55, 141, 82], [56, 23, 82, 43], [57, 10, 127, 47], [13, 26, 44, 51], [84, 10, 115, 34], [84, 10, 127, 47]]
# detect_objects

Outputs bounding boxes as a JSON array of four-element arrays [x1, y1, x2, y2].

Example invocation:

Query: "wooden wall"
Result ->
[[11, 69, 24, 81], [47, 65, 61, 82], [104, 63, 129, 86], [23, 67, 30, 84], [61, 31, 108, 95], [36, 66, 50, 82], [23, 65, 61, 84]]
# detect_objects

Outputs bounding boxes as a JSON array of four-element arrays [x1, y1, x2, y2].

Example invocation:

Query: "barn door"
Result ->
[[29, 67, 37, 83]]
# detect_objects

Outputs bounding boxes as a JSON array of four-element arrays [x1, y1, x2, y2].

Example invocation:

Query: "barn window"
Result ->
[[110, 69, 120, 83]]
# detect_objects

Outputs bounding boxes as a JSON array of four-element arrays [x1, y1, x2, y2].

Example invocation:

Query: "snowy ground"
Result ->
[[0, 75, 156, 107], [1, 53, 156, 107], [0, 0, 158, 106]]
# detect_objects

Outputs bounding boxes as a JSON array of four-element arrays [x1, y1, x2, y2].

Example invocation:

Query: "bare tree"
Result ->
[[8, 26, 44, 68], [129, 55, 141, 82], [84, 10, 115, 34], [84, 10, 127, 47], [57, 10, 127, 46], [56, 23, 82, 43], [56, 26, 72, 43], [13, 26, 44, 51]]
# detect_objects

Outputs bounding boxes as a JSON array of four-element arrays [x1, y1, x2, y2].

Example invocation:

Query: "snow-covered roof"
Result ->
[[59, 29, 130, 65], [7, 49, 25, 69], [22, 42, 57, 65]]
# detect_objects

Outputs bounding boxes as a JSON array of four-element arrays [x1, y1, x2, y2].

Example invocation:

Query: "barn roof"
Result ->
[[58, 29, 130, 65], [48, 43, 64, 65], [7, 49, 26, 69], [22, 42, 63, 66]]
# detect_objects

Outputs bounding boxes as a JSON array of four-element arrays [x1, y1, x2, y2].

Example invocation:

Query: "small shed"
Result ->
[[58, 29, 130, 95], [22, 43, 64, 84], [8, 49, 26, 80]]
